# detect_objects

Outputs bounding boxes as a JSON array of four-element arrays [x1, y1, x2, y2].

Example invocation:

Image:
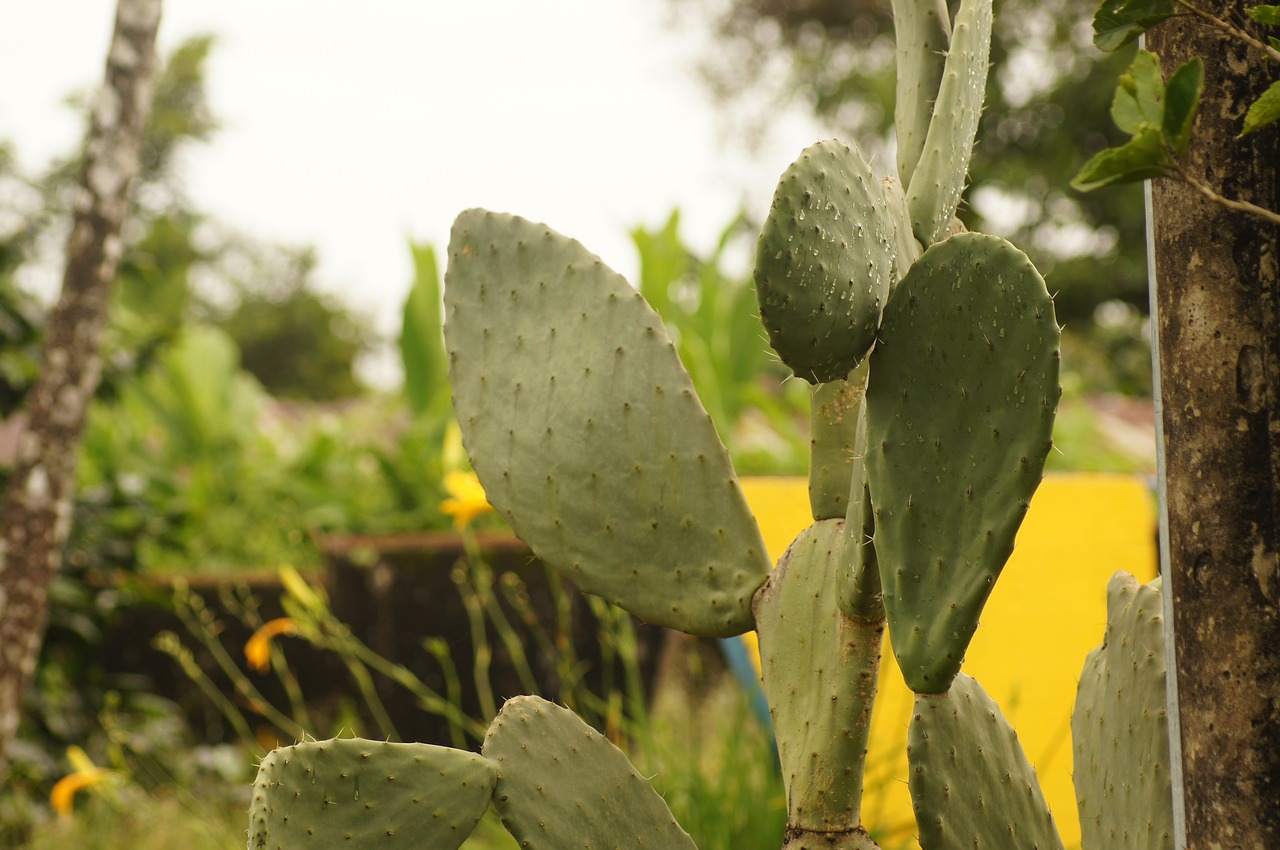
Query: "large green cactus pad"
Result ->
[[867, 233, 1059, 693], [908, 673, 1065, 850], [1072, 572, 1173, 850], [753, 519, 884, 832], [481, 696, 697, 850], [905, 0, 992, 246], [248, 738, 495, 850], [445, 210, 770, 637], [754, 140, 894, 384]]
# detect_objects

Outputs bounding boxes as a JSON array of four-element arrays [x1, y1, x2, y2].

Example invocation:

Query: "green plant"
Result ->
[[1073, 0, 1280, 225], [248, 0, 1172, 848]]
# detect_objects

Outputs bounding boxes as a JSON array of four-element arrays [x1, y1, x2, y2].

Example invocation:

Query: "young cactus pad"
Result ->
[[753, 519, 884, 838], [247, 739, 496, 850], [1072, 572, 1173, 850], [866, 232, 1060, 693], [754, 140, 895, 384], [481, 695, 697, 850], [905, 0, 993, 247], [444, 209, 771, 637], [908, 673, 1065, 850]]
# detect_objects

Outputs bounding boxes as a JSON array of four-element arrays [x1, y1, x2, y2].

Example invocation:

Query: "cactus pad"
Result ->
[[1072, 572, 1173, 850], [248, 738, 496, 850], [754, 140, 894, 383], [753, 519, 884, 832], [481, 695, 696, 850], [890, 0, 952, 186], [809, 361, 869, 521], [445, 209, 770, 637], [908, 673, 1065, 850], [866, 233, 1059, 693], [905, 0, 992, 246]]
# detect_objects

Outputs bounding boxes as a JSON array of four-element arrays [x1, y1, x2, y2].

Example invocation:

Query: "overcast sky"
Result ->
[[0, 1, 826, 374]]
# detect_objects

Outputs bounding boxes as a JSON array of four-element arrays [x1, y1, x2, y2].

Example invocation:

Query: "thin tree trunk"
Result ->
[[1147, 6, 1280, 845], [0, 0, 162, 772]]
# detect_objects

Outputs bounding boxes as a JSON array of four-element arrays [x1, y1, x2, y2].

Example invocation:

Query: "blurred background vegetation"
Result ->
[[4, 3, 1156, 846]]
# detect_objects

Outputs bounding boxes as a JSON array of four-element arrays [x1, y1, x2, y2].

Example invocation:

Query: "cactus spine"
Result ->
[[248, 3, 1172, 848]]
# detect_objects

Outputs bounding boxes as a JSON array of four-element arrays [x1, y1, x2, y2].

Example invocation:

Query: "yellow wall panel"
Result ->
[[737, 474, 1157, 850]]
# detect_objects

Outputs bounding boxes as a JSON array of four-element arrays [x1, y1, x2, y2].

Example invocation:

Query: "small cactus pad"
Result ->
[[481, 696, 697, 850], [445, 210, 770, 637], [866, 233, 1059, 693], [753, 519, 885, 832], [838, 408, 883, 622], [248, 738, 496, 850], [1072, 572, 1173, 850], [889, 0, 951, 186], [880, 176, 922, 285], [905, 0, 993, 246], [754, 140, 894, 384], [809, 361, 869, 521], [908, 673, 1065, 850]]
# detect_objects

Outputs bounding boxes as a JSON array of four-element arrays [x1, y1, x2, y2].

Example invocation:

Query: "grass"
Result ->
[[19, 648, 788, 850]]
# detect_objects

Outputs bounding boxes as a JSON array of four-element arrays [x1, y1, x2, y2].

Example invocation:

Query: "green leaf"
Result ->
[[1270, 36, 1280, 52], [1128, 50, 1167, 127], [1094, 0, 1175, 51], [1163, 58, 1205, 154], [1242, 79, 1280, 136], [1110, 82, 1145, 134], [1072, 128, 1171, 191], [401, 241, 450, 418], [1247, 4, 1280, 25]]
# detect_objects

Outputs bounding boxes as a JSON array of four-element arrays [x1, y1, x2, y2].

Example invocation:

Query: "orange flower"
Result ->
[[440, 470, 494, 529], [50, 747, 108, 818], [244, 618, 298, 673]]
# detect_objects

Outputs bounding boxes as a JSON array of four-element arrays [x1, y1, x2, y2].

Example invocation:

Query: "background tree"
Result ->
[[0, 0, 162, 772], [1141, 6, 1280, 844]]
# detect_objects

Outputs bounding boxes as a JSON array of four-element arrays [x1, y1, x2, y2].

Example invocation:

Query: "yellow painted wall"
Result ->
[[737, 474, 1157, 850]]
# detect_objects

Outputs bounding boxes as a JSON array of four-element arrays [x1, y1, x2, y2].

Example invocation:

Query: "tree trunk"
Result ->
[[1147, 7, 1280, 846], [0, 0, 162, 772]]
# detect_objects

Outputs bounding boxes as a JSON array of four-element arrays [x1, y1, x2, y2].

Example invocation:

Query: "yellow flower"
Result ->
[[50, 747, 108, 818], [244, 617, 298, 673], [440, 470, 494, 529]]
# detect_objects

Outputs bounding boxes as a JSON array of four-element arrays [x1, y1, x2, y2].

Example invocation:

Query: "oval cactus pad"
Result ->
[[866, 232, 1059, 693], [445, 209, 771, 637], [1072, 572, 1173, 850], [908, 673, 1065, 850], [248, 739, 496, 850], [755, 140, 895, 384], [482, 696, 697, 850]]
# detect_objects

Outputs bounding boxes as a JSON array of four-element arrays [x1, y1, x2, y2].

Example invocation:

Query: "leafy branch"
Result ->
[[1075, 0, 1280, 225]]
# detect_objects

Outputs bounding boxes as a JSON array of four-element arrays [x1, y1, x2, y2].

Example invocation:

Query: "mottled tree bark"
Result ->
[[1147, 6, 1280, 847], [0, 0, 162, 772]]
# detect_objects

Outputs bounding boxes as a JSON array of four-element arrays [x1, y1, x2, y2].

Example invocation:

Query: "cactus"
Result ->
[[1072, 572, 1173, 850], [248, 2, 1174, 848]]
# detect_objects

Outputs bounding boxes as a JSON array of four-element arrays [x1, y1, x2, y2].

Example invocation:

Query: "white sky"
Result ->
[[0, 0, 827, 377]]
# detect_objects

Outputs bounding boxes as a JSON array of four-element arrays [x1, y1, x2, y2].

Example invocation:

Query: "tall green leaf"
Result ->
[[401, 241, 450, 418]]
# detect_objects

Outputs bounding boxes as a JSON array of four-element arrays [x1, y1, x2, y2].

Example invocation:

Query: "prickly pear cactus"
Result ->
[[1072, 573, 1174, 850], [866, 233, 1060, 693], [248, 739, 495, 850], [248, 0, 1172, 847], [754, 140, 894, 384], [908, 673, 1065, 850], [482, 696, 697, 850]]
